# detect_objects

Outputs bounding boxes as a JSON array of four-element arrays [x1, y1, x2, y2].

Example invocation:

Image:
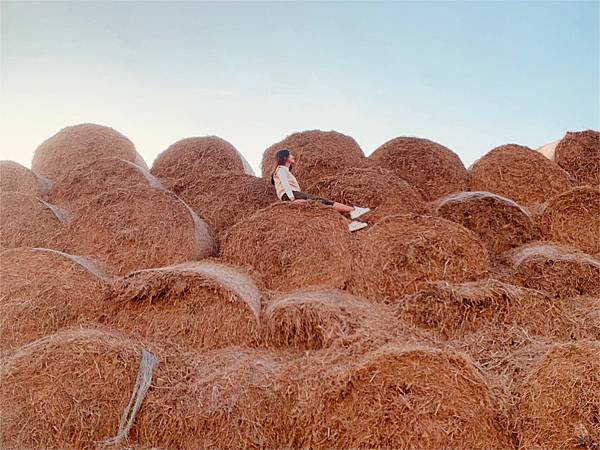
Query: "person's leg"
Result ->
[[297, 192, 354, 213]]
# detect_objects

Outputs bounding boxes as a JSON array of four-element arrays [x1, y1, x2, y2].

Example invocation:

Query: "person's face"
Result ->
[[287, 153, 296, 164]]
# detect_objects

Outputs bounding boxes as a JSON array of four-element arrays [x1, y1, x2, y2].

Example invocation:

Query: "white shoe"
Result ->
[[348, 221, 368, 232], [350, 206, 370, 220]]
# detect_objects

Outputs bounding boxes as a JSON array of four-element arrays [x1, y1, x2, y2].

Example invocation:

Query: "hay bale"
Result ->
[[107, 260, 263, 349], [469, 144, 574, 208], [367, 137, 469, 201], [0, 160, 50, 195], [433, 191, 538, 254], [177, 173, 278, 240], [349, 215, 489, 303], [536, 186, 600, 256], [554, 129, 600, 186], [47, 157, 164, 209], [31, 123, 146, 181], [221, 202, 353, 293], [306, 167, 428, 223], [0, 192, 66, 250], [513, 341, 600, 449], [260, 130, 365, 186], [536, 138, 561, 160], [61, 186, 216, 275]]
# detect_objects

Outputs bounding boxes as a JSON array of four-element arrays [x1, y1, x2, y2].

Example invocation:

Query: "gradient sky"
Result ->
[[1, 0, 598, 174]]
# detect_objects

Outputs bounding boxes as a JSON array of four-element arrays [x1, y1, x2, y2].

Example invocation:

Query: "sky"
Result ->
[[1, 0, 598, 174]]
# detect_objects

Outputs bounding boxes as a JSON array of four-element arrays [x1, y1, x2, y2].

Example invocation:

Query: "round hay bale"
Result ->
[[513, 341, 600, 449], [62, 186, 216, 275], [221, 202, 353, 293], [536, 138, 561, 160], [433, 191, 538, 254], [260, 130, 365, 186], [306, 167, 428, 223], [107, 260, 263, 349], [47, 157, 164, 209], [536, 186, 600, 256], [469, 144, 574, 208], [368, 137, 469, 201], [150, 136, 247, 191], [554, 129, 600, 186], [0, 160, 50, 195], [31, 123, 146, 181], [349, 215, 489, 303], [0, 192, 66, 250], [177, 173, 278, 240]]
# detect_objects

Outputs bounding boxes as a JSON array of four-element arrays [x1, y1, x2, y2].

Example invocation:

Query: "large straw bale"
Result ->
[[31, 123, 146, 181], [536, 138, 561, 160], [0, 160, 50, 195], [306, 167, 428, 223], [554, 129, 600, 186], [536, 186, 600, 256], [61, 186, 215, 275], [221, 202, 353, 293], [469, 144, 574, 208], [260, 130, 365, 186], [0, 192, 66, 250], [433, 191, 537, 254], [368, 137, 469, 201], [349, 214, 489, 303]]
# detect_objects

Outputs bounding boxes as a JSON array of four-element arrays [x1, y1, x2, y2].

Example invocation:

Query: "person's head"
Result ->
[[274, 148, 295, 167]]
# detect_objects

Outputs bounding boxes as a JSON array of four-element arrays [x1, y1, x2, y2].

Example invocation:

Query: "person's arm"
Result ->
[[277, 166, 295, 200]]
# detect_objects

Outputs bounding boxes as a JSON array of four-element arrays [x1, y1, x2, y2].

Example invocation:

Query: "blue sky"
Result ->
[[1, 0, 598, 174]]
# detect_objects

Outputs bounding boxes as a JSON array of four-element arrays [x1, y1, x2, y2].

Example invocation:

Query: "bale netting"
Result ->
[[47, 157, 164, 210], [0, 192, 66, 250], [306, 167, 429, 223], [536, 186, 600, 256], [349, 214, 489, 303], [367, 137, 470, 201], [513, 341, 600, 450], [554, 129, 600, 186], [260, 130, 365, 187], [0, 160, 50, 195], [150, 136, 248, 192], [221, 202, 353, 293], [107, 260, 263, 350], [469, 144, 574, 208], [433, 191, 538, 254], [31, 123, 146, 181], [61, 186, 216, 275]]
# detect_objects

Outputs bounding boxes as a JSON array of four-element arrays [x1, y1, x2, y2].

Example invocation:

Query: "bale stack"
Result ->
[[0, 160, 50, 195], [554, 129, 600, 186], [367, 137, 470, 201], [469, 144, 574, 208], [349, 215, 489, 303]]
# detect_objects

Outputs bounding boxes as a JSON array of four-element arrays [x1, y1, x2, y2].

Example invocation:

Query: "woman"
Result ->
[[271, 149, 370, 232]]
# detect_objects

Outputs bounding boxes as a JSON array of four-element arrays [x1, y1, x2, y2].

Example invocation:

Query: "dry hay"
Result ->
[[469, 144, 574, 208], [536, 186, 600, 256], [61, 186, 216, 275], [433, 191, 538, 254], [306, 167, 429, 223], [513, 341, 600, 449], [221, 202, 353, 293], [554, 129, 600, 186], [31, 123, 146, 181], [150, 136, 247, 191], [47, 157, 164, 209], [349, 214, 489, 303], [177, 172, 278, 241], [107, 260, 263, 350], [260, 130, 365, 187], [536, 138, 561, 160], [0, 192, 66, 250], [0, 160, 50, 195], [368, 136, 470, 201]]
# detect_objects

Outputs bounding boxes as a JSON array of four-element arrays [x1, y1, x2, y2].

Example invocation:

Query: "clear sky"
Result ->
[[1, 0, 598, 174]]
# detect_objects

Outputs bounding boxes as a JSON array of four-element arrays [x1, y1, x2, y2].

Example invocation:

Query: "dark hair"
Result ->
[[271, 148, 293, 183]]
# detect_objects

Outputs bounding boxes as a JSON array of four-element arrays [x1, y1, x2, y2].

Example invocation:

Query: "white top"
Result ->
[[273, 165, 301, 200]]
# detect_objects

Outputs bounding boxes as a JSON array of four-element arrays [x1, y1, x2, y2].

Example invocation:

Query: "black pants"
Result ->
[[282, 190, 334, 206]]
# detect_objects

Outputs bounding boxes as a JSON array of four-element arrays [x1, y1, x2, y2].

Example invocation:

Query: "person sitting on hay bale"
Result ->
[[271, 149, 370, 232]]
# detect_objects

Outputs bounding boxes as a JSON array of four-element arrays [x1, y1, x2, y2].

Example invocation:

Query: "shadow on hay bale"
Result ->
[[433, 191, 538, 254], [221, 202, 353, 293], [60, 186, 216, 275], [0, 160, 51, 195], [469, 144, 574, 208], [32, 123, 146, 181], [306, 167, 429, 223], [536, 186, 600, 256], [554, 129, 600, 186], [367, 137, 469, 201], [260, 130, 365, 187], [349, 214, 489, 303]]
